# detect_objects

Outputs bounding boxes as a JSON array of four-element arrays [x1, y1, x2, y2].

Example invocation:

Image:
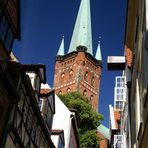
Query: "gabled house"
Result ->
[[97, 124, 109, 148], [41, 84, 79, 148], [109, 105, 121, 148]]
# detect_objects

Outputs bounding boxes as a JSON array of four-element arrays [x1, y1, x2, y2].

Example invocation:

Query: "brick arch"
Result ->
[[58, 90, 62, 94], [84, 71, 88, 81], [69, 69, 73, 79], [60, 72, 65, 84], [91, 76, 95, 87], [67, 88, 71, 93], [90, 95, 94, 105], [83, 89, 87, 97]]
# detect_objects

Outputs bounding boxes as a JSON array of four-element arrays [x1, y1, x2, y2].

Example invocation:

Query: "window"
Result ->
[[90, 95, 93, 105], [115, 88, 126, 101], [38, 99, 43, 111], [59, 90, 62, 94], [83, 90, 87, 96], [61, 73, 65, 83], [114, 135, 123, 148], [69, 70, 73, 79], [116, 76, 126, 87], [114, 76, 126, 111], [91, 76, 95, 86], [84, 71, 88, 81], [58, 137, 64, 148], [61, 73, 65, 78], [115, 101, 124, 111], [67, 88, 71, 93]]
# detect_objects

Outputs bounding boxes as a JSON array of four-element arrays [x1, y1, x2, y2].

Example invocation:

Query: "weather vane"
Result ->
[[98, 36, 102, 44]]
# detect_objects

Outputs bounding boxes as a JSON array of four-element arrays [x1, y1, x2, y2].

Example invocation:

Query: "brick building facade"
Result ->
[[54, 46, 102, 110]]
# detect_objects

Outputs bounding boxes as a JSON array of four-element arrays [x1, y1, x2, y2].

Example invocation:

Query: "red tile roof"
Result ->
[[125, 46, 133, 68], [40, 89, 50, 94], [114, 109, 120, 129]]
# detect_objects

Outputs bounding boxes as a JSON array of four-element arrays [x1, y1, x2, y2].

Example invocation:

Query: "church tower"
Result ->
[[54, 0, 102, 111]]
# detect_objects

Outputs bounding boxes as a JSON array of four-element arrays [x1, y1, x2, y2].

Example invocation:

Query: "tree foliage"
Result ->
[[58, 92, 103, 147]]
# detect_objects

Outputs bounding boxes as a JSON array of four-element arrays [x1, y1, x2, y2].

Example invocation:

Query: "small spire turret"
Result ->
[[95, 41, 102, 61], [57, 36, 65, 56]]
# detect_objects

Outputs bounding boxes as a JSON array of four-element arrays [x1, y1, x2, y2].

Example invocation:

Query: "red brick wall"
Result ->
[[97, 132, 109, 148], [54, 51, 102, 111]]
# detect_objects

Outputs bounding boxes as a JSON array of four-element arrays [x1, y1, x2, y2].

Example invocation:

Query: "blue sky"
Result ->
[[13, 0, 127, 127]]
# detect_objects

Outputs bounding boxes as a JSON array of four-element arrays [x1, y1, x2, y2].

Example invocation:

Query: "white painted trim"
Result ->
[[109, 105, 116, 129]]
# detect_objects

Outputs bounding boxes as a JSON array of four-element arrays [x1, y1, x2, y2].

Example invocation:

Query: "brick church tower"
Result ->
[[54, 0, 102, 111]]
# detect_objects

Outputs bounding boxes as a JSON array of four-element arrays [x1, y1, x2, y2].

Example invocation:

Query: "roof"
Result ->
[[95, 42, 102, 61], [68, 0, 93, 55], [125, 46, 133, 68], [97, 124, 109, 139], [114, 109, 120, 129], [22, 64, 46, 84], [40, 89, 50, 94], [57, 36, 65, 56], [40, 83, 52, 94], [51, 129, 64, 135]]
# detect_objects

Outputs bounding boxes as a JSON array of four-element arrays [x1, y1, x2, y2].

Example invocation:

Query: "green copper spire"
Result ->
[[95, 41, 102, 61], [57, 36, 65, 56], [68, 0, 93, 55]]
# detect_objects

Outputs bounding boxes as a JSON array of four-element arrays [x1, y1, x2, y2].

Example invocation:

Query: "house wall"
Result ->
[[69, 124, 78, 148], [52, 94, 74, 148], [125, 0, 148, 147], [97, 132, 109, 148]]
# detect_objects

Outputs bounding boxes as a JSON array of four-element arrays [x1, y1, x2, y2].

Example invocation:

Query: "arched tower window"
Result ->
[[59, 90, 62, 94], [69, 70, 73, 79], [61, 73, 65, 78], [83, 89, 87, 97], [90, 95, 93, 105], [91, 76, 95, 86], [67, 88, 71, 93], [84, 71, 88, 81], [61, 73, 65, 83]]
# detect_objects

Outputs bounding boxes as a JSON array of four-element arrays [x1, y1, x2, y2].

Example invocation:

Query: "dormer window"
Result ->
[[23, 64, 46, 94]]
